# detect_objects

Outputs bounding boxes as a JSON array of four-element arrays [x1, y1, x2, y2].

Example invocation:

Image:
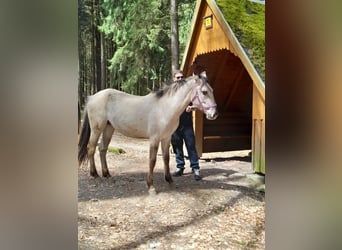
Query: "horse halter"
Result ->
[[191, 78, 217, 111]]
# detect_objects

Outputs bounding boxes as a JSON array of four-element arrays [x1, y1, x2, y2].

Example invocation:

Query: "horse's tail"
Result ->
[[78, 111, 90, 165]]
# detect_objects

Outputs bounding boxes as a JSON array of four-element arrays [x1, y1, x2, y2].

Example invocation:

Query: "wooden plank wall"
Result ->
[[252, 86, 265, 173]]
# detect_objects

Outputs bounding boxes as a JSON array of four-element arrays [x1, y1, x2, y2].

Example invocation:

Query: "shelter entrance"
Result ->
[[190, 49, 253, 154]]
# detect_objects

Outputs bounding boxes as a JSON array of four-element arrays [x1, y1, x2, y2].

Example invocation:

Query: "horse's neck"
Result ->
[[168, 81, 194, 118]]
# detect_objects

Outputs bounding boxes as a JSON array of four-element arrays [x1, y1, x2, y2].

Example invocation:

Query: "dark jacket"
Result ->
[[178, 103, 193, 128], [179, 110, 192, 127]]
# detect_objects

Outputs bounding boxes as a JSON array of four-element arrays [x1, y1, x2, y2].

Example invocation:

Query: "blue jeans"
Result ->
[[171, 124, 199, 170]]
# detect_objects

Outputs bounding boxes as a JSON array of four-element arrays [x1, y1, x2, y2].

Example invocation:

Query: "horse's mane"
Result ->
[[154, 78, 187, 99]]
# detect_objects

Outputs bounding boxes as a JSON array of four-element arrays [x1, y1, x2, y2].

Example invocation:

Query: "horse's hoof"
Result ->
[[148, 187, 157, 195], [165, 175, 173, 184], [103, 172, 111, 178], [90, 172, 99, 178]]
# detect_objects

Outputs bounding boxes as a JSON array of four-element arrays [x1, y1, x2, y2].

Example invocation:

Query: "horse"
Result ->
[[78, 71, 218, 192]]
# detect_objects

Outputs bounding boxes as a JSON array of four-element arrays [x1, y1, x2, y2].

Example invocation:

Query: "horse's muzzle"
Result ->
[[206, 110, 218, 120]]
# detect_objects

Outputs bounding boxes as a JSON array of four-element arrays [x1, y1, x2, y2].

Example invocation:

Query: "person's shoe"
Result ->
[[193, 169, 202, 181], [172, 168, 184, 177]]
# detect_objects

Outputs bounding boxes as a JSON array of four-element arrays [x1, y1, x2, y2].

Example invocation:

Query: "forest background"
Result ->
[[78, 0, 264, 110]]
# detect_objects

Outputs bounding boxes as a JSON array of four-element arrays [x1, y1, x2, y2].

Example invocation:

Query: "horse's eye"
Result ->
[[202, 90, 208, 95]]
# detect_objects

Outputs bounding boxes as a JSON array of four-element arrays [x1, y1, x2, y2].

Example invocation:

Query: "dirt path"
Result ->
[[78, 132, 265, 249]]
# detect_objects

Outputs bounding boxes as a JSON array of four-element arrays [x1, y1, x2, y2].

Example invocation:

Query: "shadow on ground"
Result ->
[[78, 167, 263, 202]]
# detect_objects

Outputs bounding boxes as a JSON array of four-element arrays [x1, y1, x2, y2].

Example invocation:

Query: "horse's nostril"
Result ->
[[211, 112, 218, 120]]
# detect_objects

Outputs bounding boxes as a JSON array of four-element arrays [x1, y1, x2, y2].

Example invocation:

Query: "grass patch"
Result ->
[[233, 239, 247, 246], [214, 205, 226, 214], [107, 146, 126, 155]]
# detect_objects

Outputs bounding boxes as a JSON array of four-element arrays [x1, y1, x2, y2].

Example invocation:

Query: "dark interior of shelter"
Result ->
[[191, 49, 253, 153]]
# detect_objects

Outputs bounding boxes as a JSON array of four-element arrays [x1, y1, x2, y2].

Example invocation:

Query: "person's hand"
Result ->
[[186, 106, 196, 112]]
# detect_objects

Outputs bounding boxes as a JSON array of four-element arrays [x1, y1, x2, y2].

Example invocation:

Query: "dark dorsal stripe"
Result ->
[[154, 79, 187, 99], [155, 88, 166, 98]]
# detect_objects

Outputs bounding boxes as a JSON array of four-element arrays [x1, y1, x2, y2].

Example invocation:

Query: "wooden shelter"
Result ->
[[181, 0, 265, 173]]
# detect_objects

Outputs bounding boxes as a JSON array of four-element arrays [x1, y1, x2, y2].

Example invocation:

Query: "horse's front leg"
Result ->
[[147, 142, 159, 192], [161, 138, 173, 184]]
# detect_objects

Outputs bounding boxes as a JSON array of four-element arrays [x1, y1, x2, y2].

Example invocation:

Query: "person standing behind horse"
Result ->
[[171, 70, 202, 180]]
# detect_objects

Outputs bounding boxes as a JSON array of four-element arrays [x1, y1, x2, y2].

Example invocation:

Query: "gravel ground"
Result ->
[[78, 132, 265, 249]]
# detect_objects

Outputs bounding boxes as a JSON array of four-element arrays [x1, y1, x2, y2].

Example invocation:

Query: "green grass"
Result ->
[[107, 146, 126, 155]]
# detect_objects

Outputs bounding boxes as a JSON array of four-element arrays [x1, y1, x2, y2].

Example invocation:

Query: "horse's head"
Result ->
[[191, 71, 218, 120]]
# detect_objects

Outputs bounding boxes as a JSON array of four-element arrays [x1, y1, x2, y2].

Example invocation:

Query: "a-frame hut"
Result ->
[[181, 0, 265, 173]]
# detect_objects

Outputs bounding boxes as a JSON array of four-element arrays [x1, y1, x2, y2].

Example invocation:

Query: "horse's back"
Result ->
[[88, 88, 118, 101], [86, 88, 155, 138], [87, 88, 125, 109]]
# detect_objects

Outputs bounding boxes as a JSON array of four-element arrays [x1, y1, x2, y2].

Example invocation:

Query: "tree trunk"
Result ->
[[170, 0, 179, 73], [93, 0, 102, 92], [95, 28, 101, 91], [78, 101, 81, 134], [100, 32, 106, 90]]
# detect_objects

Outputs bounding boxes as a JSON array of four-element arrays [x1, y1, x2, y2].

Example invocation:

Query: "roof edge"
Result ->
[[207, 0, 265, 99], [181, 0, 265, 100]]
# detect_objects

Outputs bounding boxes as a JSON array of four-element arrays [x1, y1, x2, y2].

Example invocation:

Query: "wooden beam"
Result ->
[[194, 111, 203, 156]]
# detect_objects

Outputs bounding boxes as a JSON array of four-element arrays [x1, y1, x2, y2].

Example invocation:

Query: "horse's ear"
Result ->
[[200, 71, 207, 79]]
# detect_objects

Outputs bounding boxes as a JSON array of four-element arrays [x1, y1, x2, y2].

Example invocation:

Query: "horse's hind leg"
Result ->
[[147, 141, 159, 192], [99, 123, 114, 178], [88, 128, 102, 177], [161, 138, 173, 184]]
